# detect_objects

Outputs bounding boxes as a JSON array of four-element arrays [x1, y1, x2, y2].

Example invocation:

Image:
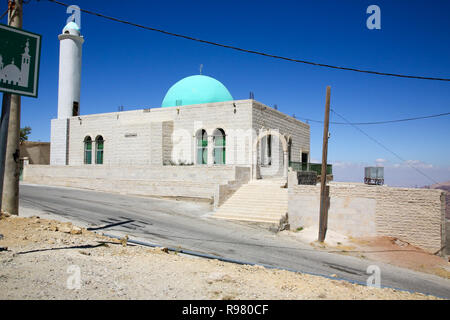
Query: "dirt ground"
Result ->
[[282, 226, 450, 280], [0, 214, 443, 300], [344, 236, 450, 279]]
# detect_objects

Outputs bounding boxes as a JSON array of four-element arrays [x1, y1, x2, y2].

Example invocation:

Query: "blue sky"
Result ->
[[4, 0, 450, 186]]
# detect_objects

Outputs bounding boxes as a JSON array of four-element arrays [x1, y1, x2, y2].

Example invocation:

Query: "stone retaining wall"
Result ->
[[23, 165, 250, 205], [288, 180, 446, 254]]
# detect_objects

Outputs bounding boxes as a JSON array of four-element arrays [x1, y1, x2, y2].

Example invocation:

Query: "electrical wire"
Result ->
[[330, 108, 439, 184], [43, 0, 450, 82], [0, 8, 8, 20], [299, 111, 450, 125], [30, 0, 445, 183]]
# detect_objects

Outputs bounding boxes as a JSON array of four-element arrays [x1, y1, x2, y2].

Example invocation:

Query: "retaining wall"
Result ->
[[23, 165, 250, 205], [288, 180, 446, 254]]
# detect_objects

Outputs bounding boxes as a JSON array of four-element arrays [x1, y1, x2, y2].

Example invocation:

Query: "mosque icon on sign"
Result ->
[[0, 39, 31, 88]]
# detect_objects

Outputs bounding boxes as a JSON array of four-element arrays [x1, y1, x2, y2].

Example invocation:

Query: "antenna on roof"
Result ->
[[249, 91, 254, 99], [199, 64, 203, 75]]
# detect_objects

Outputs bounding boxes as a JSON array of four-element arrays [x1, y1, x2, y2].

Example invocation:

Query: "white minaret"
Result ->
[[57, 21, 84, 119], [19, 40, 30, 87], [50, 22, 84, 165]]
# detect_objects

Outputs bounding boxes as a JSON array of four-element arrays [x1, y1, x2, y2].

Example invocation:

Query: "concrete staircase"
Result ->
[[212, 178, 288, 226]]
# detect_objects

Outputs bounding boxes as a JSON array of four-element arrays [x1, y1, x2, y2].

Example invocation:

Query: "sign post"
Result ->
[[0, 8, 41, 214]]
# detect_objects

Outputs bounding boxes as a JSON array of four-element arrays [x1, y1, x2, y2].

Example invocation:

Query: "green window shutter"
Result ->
[[197, 138, 208, 147], [85, 140, 92, 164], [197, 148, 202, 164], [202, 147, 207, 164], [85, 151, 91, 164], [215, 136, 225, 147], [95, 138, 104, 165], [95, 151, 102, 164]]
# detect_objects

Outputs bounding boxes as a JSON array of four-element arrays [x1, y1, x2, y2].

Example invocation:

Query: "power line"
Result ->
[[0, 8, 8, 20], [299, 111, 450, 125], [330, 109, 438, 184], [44, 0, 450, 82]]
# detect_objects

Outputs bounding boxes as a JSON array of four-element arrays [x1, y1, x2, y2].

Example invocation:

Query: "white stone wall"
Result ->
[[61, 100, 253, 166], [252, 101, 310, 176], [50, 99, 310, 168], [288, 182, 446, 254], [67, 111, 154, 166], [50, 118, 69, 165], [23, 165, 250, 204]]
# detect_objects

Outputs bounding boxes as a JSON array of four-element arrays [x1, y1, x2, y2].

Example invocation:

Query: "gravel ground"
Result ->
[[0, 214, 441, 300]]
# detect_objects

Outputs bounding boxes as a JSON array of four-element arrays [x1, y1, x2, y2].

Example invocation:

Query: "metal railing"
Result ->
[[289, 162, 332, 175]]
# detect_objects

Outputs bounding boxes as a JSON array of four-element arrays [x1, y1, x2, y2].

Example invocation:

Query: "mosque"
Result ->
[[0, 39, 31, 87], [28, 22, 446, 246], [50, 21, 310, 181]]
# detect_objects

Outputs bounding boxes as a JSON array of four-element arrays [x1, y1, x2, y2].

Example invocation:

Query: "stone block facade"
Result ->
[[50, 118, 69, 165], [49, 99, 310, 172], [23, 165, 250, 204], [288, 181, 446, 254]]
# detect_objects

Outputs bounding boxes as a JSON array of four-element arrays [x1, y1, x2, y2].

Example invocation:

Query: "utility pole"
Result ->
[[318, 86, 331, 242], [0, 94, 11, 213], [1, 0, 23, 215]]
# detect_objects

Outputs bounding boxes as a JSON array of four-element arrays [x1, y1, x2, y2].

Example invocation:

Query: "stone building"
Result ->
[[31, 21, 445, 246], [20, 21, 315, 226], [50, 22, 311, 180]]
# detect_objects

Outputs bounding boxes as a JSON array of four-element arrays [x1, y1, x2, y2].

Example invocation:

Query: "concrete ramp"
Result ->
[[212, 178, 288, 226]]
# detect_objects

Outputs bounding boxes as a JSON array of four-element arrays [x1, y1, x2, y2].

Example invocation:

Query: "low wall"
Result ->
[[20, 141, 50, 165], [23, 165, 250, 205], [288, 182, 446, 254]]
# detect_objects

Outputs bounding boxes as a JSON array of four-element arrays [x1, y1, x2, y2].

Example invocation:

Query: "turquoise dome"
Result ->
[[64, 21, 80, 31], [62, 21, 81, 36], [161, 75, 233, 108]]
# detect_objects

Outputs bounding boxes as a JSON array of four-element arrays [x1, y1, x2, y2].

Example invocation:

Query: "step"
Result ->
[[216, 206, 285, 212], [214, 213, 286, 219], [226, 192, 287, 197], [221, 198, 287, 204], [220, 203, 288, 211], [213, 215, 284, 224], [212, 179, 288, 226], [213, 213, 285, 221], [216, 207, 287, 213]]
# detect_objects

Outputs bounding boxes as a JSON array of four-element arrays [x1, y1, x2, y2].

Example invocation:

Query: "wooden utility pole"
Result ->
[[1, 0, 23, 215], [0, 94, 11, 213], [318, 86, 331, 242]]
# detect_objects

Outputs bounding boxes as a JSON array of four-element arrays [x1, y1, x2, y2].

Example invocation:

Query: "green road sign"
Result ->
[[0, 24, 41, 98]]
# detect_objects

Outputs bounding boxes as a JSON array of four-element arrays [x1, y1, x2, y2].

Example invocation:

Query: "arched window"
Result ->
[[213, 128, 226, 165], [196, 129, 208, 165], [95, 135, 104, 165], [84, 136, 92, 164]]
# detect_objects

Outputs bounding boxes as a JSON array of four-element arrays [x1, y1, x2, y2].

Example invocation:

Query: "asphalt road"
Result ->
[[18, 183, 450, 299]]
